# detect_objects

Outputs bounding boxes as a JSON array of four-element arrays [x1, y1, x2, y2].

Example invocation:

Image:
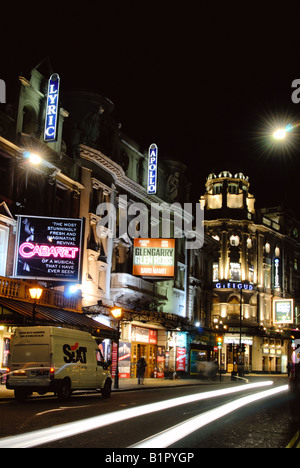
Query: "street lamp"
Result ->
[[273, 128, 287, 140], [111, 306, 123, 389], [272, 123, 295, 140], [23, 151, 42, 165], [29, 286, 43, 325]]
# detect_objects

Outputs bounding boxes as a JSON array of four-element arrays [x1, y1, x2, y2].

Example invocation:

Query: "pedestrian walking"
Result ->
[[137, 357, 147, 384]]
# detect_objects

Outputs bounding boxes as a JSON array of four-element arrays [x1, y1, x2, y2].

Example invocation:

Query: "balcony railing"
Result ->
[[111, 273, 168, 300], [0, 276, 82, 312]]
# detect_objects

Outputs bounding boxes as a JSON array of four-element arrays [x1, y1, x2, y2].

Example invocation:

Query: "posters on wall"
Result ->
[[118, 342, 131, 378], [111, 342, 132, 379], [176, 347, 186, 371], [131, 326, 158, 344], [273, 299, 294, 324]]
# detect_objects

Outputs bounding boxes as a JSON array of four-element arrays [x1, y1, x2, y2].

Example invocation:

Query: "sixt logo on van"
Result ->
[[63, 342, 87, 364]]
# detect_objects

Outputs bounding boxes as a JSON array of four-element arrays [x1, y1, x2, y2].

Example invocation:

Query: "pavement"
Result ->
[[0, 373, 288, 399]]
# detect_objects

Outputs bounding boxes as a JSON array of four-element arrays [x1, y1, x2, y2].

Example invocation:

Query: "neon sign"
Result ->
[[19, 243, 79, 259], [44, 73, 60, 142], [214, 281, 254, 291], [13, 215, 83, 282], [147, 143, 158, 194]]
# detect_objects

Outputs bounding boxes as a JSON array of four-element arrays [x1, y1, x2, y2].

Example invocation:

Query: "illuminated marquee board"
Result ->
[[133, 238, 175, 277], [147, 143, 158, 194], [273, 298, 294, 324], [13, 215, 84, 282], [44, 73, 60, 142]]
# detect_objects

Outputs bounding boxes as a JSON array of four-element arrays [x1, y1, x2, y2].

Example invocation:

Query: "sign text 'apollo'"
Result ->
[[147, 143, 158, 194]]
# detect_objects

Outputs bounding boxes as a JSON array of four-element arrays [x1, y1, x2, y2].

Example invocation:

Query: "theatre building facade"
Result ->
[[0, 64, 218, 379], [200, 171, 300, 373]]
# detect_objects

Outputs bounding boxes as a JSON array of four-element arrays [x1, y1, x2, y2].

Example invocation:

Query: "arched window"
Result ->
[[22, 105, 37, 135]]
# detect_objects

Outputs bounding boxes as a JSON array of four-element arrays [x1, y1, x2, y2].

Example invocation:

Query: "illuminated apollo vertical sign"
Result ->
[[147, 143, 158, 194], [44, 73, 60, 142]]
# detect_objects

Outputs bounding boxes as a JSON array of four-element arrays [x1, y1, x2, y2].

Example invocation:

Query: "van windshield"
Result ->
[[12, 344, 50, 365]]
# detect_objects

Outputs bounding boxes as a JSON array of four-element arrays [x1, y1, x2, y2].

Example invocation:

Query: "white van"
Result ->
[[6, 326, 112, 401]]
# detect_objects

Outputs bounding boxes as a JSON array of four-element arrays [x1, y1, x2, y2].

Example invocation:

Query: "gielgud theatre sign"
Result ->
[[13, 215, 84, 282]]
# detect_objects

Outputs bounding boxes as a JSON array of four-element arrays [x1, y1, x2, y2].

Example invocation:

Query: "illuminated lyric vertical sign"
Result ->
[[147, 143, 158, 194], [44, 73, 60, 142], [13, 215, 84, 282]]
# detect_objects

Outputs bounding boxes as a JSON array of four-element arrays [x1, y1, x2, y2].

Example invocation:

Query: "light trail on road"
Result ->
[[131, 384, 289, 448], [0, 381, 275, 448]]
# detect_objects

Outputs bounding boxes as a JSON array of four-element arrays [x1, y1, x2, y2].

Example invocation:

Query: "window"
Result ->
[[0, 225, 9, 276], [230, 235, 240, 246], [213, 183, 222, 195], [249, 266, 254, 283], [230, 262, 241, 281], [264, 265, 271, 289], [228, 183, 239, 194], [213, 262, 219, 281]]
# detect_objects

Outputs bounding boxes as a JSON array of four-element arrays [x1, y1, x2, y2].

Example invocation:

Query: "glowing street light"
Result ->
[[23, 151, 42, 165], [272, 123, 295, 140], [29, 286, 43, 325], [273, 128, 287, 140]]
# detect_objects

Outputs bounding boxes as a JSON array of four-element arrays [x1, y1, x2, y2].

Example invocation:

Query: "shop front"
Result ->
[[261, 337, 288, 373], [189, 331, 215, 376], [119, 323, 159, 378], [224, 334, 253, 373]]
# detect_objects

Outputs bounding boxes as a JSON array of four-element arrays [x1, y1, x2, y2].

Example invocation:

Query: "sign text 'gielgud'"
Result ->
[[44, 73, 60, 142], [13, 215, 83, 282]]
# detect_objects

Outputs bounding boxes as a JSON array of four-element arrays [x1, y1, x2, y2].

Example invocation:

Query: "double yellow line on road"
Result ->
[[286, 431, 300, 448]]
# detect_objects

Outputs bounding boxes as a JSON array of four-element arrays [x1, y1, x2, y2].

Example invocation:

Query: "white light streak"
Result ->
[[131, 384, 289, 448], [0, 381, 274, 448]]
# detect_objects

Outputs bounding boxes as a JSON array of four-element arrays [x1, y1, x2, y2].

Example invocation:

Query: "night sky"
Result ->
[[2, 2, 300, 215]]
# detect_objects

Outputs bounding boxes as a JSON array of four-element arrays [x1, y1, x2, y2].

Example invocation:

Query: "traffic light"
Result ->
[[228, 343, 233, 352], [217, 336, 222, 349]]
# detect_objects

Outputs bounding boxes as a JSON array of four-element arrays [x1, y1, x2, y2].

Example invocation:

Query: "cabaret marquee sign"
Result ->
[[13, 215, 84, 282]]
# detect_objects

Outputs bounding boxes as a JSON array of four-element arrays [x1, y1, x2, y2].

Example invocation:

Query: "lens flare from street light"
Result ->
[[273, 123, 297, 140], [23, 151, 42, 165], [273, 128, 287, 140]]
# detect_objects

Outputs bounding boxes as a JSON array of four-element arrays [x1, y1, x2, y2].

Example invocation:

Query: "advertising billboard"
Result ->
[[273, 298, 294, 324], [13, 215, 84, 282], [132, 238, 175, 277]]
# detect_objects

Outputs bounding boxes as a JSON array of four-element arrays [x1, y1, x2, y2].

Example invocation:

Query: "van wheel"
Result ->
[[102, 379, 112, 398], [57, 379, 71, 402]]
